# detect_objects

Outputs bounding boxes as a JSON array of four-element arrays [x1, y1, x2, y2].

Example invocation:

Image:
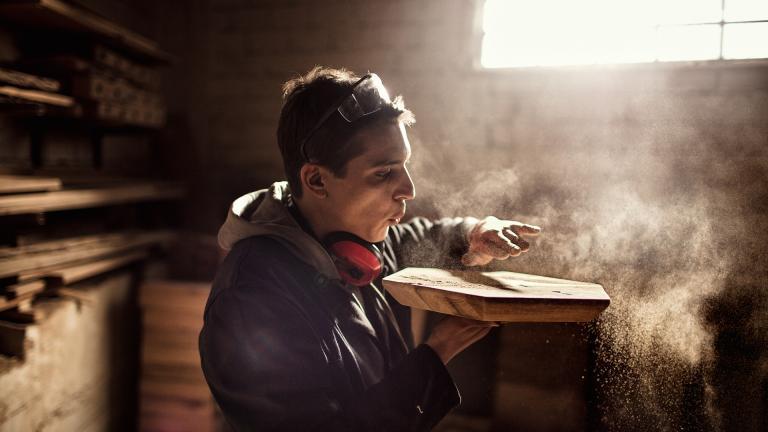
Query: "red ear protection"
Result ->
[[323, 232, 383, 287]]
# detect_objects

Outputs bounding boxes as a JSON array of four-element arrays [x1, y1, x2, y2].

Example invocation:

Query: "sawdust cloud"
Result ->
[[404, 117, 767, 430]]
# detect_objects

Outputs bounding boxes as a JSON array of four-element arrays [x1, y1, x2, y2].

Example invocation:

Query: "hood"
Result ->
[[217, 181, 340, 280]]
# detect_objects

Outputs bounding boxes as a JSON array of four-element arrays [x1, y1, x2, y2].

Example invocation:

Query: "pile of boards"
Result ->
[[139, 280, 216, 432], [0, 173, 181, 356]]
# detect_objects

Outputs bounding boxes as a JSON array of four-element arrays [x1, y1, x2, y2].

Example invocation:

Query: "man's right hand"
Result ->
[[425, 316, 499, 364]]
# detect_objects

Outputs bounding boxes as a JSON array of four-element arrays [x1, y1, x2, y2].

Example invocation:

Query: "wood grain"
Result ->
[[383, 267, 610, 322]]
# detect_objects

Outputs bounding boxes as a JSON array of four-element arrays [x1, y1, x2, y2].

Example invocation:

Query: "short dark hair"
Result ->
[[277, 66, 415, 198]]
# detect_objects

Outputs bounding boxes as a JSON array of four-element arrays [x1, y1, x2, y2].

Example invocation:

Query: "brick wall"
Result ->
[[145, 1, 767, 431]]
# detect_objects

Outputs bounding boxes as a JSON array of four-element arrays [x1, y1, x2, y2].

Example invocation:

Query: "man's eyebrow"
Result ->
[[369, 152, 411, 167], [370, 158, 404, 167]]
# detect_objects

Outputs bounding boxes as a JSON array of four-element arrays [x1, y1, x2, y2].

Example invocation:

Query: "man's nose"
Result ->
[[394, 169, 416, 201]]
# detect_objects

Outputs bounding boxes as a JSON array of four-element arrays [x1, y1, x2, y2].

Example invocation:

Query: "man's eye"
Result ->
[[375, 169, 392, 178]]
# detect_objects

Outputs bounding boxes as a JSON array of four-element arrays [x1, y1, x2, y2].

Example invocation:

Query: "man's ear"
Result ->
[[300, 163, 328, 198]]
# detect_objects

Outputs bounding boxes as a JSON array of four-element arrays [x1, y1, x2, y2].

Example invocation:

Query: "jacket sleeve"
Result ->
[[386, 216, 478, 269], [199, 244, 460, 432]]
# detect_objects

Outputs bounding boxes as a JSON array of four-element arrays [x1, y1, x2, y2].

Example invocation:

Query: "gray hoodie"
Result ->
[[217, 181, 341, 280]]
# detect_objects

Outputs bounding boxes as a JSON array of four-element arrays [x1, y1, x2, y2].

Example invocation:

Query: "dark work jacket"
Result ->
[[199, 182, 478, 432]]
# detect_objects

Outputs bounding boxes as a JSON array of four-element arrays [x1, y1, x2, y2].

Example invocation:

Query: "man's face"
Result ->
[[323, 121, 416, 243]]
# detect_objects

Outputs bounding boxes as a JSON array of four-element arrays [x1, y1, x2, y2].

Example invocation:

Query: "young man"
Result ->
[[199, 67, 540, 431]]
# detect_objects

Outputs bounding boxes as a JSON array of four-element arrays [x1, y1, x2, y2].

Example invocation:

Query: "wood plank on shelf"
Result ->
[[0, 175, 62, 194], [0, 230, 173, 279], [5, 279, 46, 298], [0, 0, 172, 63], [40, 249, 148, 285], [0, 66, 60, 92], [0, 288, 40, 313], [0, 182, 185, 216], [0, 85, 74, 106]]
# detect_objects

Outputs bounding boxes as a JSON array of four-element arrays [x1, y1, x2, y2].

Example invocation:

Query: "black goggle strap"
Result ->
[[300, 73, 391, 162]]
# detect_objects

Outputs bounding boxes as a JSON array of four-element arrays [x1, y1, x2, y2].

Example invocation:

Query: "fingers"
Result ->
[[513, 223, 541, 236], [502, 227, 530, 252]]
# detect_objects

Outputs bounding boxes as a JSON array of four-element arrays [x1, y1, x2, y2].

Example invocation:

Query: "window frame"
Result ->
[[473, 0, 768, 71]]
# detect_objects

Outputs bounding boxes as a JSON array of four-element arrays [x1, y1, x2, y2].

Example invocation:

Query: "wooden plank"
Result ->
[[0, 174, 62, 193], [41, 250, 147, 285], [0, 66, 60, 91], [0, 231, 172, 279], [0, 85, 74, 106], [0, 183, 184, 216], [0, 0, 172, 63], [382, 268, 610, 323], [0, 289, 39, 313], [5, 279, 46, 298]]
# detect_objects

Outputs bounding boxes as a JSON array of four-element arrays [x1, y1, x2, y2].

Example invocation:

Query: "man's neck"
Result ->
[[290, 198, 331, 241]]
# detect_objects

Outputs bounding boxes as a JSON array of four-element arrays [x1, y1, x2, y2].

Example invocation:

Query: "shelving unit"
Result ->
[[0, 0, 173, 63], [0, 0, 181, 340]]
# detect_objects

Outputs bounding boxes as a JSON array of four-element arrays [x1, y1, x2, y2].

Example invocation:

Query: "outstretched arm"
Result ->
[[385, 215, 540, 269]]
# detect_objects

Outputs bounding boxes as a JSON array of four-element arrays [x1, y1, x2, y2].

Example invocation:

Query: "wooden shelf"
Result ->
[[0, 182, 185, 216], [0, 84, 74, 106], [0, 174, 62, 193], [0, 0, 172, 63], [0, 230, 173, 279]]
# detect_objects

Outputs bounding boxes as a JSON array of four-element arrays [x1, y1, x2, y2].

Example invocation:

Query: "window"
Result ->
[[480, 0, 768, 68]]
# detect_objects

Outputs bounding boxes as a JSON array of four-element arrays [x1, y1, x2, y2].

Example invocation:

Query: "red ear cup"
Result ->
[[323, 232, 383, 286]]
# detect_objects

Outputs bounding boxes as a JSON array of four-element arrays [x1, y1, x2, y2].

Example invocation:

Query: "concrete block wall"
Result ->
[[143, 1, 768, 431]]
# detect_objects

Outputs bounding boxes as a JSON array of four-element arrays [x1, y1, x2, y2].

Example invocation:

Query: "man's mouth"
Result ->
[[388, 212, 405, 224]]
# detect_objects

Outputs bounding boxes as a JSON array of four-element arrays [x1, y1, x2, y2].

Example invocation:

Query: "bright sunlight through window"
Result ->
[[481, 0, 768, 68]]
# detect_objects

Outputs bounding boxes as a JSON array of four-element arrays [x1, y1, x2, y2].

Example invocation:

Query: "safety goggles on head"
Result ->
[[300, 73, 392, 162]]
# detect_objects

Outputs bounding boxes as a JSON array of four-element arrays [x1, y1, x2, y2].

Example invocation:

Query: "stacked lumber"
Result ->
[[0, 66, 74, 108], [0, 180, 184, 216], [0, 230, 173, 312], [139, 280, 215, 432]]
